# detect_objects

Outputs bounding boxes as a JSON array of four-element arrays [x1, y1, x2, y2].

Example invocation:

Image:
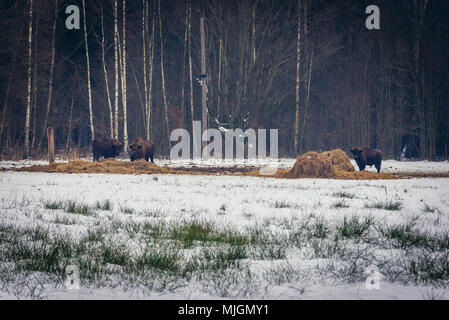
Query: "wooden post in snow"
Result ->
[[200, 17, 207, 150], [47, 127, 55, 164]]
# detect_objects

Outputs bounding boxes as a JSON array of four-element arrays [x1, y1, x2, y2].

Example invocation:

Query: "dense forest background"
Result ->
[[0, 0, 448, 160]]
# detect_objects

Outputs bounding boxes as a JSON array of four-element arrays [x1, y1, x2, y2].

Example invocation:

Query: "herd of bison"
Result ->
[[93, 136, 382, 173], [93, 136, 154, 163]]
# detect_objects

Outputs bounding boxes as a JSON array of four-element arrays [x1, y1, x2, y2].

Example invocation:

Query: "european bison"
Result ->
[[92, 137, 124, 161], [350, 146, 383, 173], [129, 137, 154, 163]]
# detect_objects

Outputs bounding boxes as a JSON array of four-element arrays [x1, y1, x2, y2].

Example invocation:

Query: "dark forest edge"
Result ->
[[0, 0, 448, 161]]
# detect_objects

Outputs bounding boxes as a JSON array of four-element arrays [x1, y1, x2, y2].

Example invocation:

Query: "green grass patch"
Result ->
[[333, 192, 356, 199], [44, 200, 64, 210], [201, 246, 247, 271], [365, 201, 402, 211], [337, 216, 373, 239], [168, 221, 248, 248], [65, 200, 95, 216], [95, 199, 113, 211], [381, 223, 449, 251], [134, 246, 181, 274]]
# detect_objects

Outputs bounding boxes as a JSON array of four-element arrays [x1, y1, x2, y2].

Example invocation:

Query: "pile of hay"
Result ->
[[282, 151, 337, 178], [281, 149, 357, 179], [320, 149, 355, 172]]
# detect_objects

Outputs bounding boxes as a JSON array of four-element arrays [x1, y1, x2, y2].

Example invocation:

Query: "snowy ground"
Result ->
[[1, 165, 448, 300]]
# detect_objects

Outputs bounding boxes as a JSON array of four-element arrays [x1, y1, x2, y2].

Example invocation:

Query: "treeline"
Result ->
[[0, 0, 448, 160]]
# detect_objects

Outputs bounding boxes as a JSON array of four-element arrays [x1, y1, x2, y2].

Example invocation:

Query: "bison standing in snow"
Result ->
[[350, 146, 383, 173], [92, 137, 124, 161], [129, 137, 155, 163]]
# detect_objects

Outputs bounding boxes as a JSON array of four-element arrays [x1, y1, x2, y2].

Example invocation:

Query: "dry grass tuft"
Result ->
[[15, 159, 177, 175]]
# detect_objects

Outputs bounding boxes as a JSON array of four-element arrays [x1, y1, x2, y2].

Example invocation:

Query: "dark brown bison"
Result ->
[[92, 137, 124, 161], [129, 137, 154, 163], [350, 146, 383, 173]]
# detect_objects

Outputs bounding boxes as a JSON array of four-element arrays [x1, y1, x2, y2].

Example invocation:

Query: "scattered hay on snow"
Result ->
[[14, 159, 179, 175]]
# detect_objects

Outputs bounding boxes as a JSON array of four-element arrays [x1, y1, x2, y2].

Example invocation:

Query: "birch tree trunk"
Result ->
[[31, 5, 38, 150], [142, 0, 149, 138], [101, 3, 113, 138], [180, 2, 188, 129], [24, 0, 34, 158], [82, 0, 95, 142], [188, 1, 195, 152], [147, 0, 155, 141], [217, 36, 222, 123], [293, 0, 301, 155], [121, 0, 128, 152], [114, 0, 119, 139], [158, 0, 170, 149]]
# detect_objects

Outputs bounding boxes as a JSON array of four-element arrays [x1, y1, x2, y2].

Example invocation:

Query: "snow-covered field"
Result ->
[[1, 162, 449, 300]]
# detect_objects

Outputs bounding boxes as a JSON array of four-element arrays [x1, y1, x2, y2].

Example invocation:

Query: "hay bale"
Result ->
[[320, 149, 355, 172], [283, 151, 336, 178]]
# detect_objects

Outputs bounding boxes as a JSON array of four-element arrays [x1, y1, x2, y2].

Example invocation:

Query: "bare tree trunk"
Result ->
[[31, 6, 39, 151], [41, 0, 58, 148], [180, 1, 188, 128], [158, 0, 170, 150], [47, 127, 54, 164], [101, 3, 113, 137], [293, 0, 301, 155], [122, 0, 128, 152], [415, 0, 428, 159], [251, 5, 256, 63], [200, 17, 207, 146], [301, 46, 313, 153], [217, 36, 222, 123], [31, 64, 37, 151], [130, 61, 145, 124], [142, 0, 149, 138], [24, 0, 34, 159], [147, 0, 155, 140], [65, 94, 74, 157], [114, 0, 119, 139], [188, 1, 195, 153], [82, 0, 94, 142]]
